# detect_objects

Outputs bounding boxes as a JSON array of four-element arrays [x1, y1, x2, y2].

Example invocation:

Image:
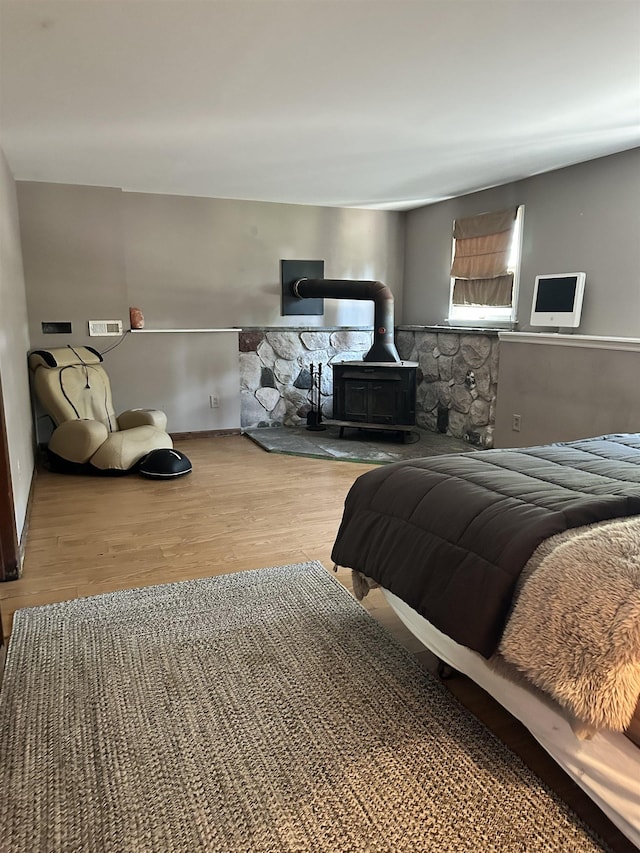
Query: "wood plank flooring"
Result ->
[[0, 435, 635, 851]]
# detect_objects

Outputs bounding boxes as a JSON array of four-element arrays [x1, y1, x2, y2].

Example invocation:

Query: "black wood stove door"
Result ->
[[333, 364, 416, 427]]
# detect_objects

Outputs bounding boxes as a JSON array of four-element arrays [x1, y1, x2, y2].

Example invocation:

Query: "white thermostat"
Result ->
[[88, 320, 123, 336]]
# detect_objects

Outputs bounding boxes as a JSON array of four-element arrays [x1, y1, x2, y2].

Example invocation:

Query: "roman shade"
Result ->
[[451, 207, 518, 307]]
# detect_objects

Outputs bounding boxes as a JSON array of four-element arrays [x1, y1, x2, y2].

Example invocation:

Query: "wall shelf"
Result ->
[[130, 328, 240, 334], [499, 331, 640, 353]]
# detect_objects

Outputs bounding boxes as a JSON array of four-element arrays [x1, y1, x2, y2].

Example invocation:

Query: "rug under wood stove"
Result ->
[[0, 561, 610, 852]]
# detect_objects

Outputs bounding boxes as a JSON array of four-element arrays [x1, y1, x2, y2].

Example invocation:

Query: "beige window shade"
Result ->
[[452, 208, 517, 240], [452, 275, 514, 307], [450, 207, 518, 304]]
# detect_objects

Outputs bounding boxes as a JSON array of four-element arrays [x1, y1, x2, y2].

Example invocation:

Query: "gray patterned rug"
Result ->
[[0, 561, 609, 852]]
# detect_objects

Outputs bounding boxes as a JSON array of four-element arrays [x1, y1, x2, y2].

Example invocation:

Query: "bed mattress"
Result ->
[[332, 433, 640, 657]]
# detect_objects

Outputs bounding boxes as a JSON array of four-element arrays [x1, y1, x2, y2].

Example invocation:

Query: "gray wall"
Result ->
[[404, 148, 640, 447], [13, 149, 640, 449], [494, 338, 640, 448], [403, 148, 640, 337], [0, 148, 34, 541], [123, 192, 404, 330], [17, 184, 404, 433]]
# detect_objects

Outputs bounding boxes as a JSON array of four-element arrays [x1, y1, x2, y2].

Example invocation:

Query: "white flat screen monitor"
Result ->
[[530, 272, 586, 327]]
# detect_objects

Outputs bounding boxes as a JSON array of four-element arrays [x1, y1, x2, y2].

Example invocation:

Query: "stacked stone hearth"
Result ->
[[396, 328, 499, 448], [239, 326, 499, 448], [240, 328, 373, 429]]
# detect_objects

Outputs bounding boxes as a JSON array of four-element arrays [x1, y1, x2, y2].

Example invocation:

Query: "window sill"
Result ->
[[397, 325, 501, 335]]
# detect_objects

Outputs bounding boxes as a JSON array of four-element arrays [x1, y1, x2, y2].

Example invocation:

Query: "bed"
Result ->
[[330, 433, 640, 848]]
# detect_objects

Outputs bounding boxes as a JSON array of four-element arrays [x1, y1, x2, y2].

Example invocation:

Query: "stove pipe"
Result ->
[[291, 278, 400, 363]]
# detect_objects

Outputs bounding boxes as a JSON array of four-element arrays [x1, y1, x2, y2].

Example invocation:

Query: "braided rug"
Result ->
[[0, 561, 609, 852]]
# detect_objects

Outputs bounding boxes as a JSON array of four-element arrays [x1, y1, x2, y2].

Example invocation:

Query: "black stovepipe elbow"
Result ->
[[291, 278, 400, 362]]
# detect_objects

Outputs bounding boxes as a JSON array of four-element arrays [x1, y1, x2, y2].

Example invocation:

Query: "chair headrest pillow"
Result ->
[[29, 345, 103, 370]]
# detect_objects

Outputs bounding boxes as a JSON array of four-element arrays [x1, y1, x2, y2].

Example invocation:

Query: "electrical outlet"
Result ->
[[512, 414, 522, 432], [209, 395, 220, 409]]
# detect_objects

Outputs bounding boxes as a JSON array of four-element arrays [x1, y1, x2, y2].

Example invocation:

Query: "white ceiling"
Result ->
[[1, 0, 639, 211]]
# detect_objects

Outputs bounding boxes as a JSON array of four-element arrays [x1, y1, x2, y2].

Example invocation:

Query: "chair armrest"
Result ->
[[48, 419, 109, 464], [117, 409, 168, 431]]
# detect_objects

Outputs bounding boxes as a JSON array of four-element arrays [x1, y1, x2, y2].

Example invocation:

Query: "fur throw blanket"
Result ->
[[499, 517, 640, 738]]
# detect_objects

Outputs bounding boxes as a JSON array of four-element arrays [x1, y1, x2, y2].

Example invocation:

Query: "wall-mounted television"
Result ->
[[530, 272, 586, 328]]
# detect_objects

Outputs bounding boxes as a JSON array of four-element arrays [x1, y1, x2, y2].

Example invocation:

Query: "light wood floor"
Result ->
[[1, 435, 635, 852]]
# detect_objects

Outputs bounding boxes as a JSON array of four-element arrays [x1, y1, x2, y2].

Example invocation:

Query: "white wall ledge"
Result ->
[[130, 328, 240, 333], [499, 331, 640, 353]]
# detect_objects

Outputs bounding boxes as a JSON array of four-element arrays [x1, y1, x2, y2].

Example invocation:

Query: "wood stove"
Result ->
[[332, 361, 418, 435], [283, 273, 417, 436]]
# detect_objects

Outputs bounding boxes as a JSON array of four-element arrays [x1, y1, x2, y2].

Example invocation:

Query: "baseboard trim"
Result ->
[[18, 467, 37, 577], [15, 465, 37, 581], [1, 464, 36, 583], [170, 429, 242, 441]]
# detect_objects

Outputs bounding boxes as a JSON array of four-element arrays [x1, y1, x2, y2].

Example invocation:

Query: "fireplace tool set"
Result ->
[[306, 363, 326, 431]]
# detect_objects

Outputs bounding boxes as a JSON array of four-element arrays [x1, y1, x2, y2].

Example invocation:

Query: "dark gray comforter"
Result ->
[[331, 433, 640, 657]]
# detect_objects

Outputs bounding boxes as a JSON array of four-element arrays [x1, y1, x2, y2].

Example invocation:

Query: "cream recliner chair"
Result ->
[[29, 345, 173, 473]]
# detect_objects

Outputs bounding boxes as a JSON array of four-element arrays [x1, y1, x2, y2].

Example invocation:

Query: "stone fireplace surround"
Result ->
[[239, 325, 499, 448]]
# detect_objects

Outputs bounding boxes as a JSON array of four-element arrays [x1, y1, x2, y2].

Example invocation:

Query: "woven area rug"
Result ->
[[1, 561, 609, 852]]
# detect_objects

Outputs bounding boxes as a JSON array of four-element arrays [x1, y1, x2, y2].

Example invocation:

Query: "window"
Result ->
[[448, 205, 523, 325]]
